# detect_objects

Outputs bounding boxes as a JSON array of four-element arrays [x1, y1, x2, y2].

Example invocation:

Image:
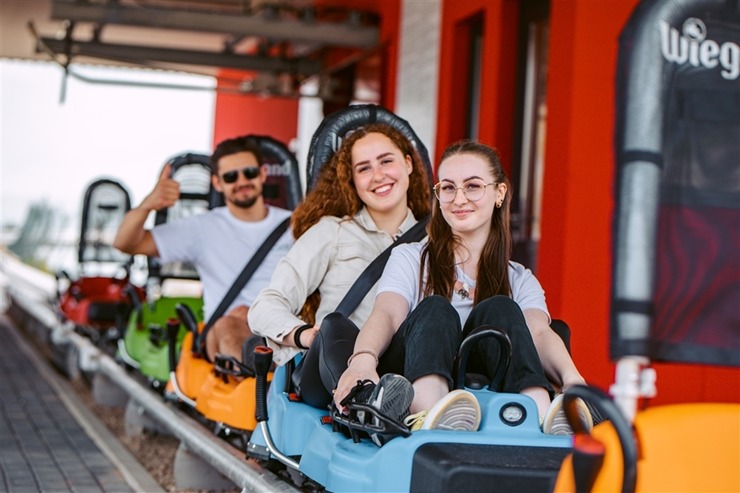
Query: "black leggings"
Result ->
[[298, 295, 553, 409], [299, 312, 359, 409]]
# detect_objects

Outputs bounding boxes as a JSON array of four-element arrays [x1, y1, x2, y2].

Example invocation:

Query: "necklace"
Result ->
[[457, 281, 472, 300], [454, 266, 475, 300]]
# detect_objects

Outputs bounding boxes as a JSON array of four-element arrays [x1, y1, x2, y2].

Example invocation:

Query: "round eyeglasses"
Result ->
[[433, 180, 497, 203]]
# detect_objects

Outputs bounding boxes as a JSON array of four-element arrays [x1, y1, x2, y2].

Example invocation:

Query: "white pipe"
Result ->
[[256, 422, 300, 470], [168, 370, 197, 408], [116, 338, 141, 369], [610, 355, 651, 422]]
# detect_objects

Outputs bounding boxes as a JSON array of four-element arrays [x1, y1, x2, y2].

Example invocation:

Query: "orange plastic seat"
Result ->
[[169, 327, 273, 432], [554, 403, 740, 492], [195, 371, 273, 431], [169, 330, 214, 400]]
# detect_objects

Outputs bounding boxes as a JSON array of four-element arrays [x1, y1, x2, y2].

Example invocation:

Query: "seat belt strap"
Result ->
[[199, 216, 291, 344], [335, 215, 429, 317]]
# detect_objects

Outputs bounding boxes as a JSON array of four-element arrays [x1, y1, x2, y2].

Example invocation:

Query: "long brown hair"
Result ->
[[292, 123, 432, 322], [421, 140, 512, 305]]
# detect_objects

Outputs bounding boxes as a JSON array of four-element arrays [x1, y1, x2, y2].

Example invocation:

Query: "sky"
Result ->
[[1, 59, 216, 229]]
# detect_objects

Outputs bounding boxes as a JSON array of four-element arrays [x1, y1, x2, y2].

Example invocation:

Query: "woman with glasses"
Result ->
[[248, 123, 431, 411], [333, 140, 593, 442]]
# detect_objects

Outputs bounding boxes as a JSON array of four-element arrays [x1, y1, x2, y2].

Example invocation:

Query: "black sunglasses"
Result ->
[[220, 166, 261, 184]]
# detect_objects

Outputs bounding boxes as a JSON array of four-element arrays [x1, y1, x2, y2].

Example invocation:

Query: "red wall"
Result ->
[[436, 0, 519, 170], [542, 0, 739, 404], [212, 69, 299, 149], [437, 0, 740, 404], [318, 0, 401, 110], [539, 0, 635, 394]]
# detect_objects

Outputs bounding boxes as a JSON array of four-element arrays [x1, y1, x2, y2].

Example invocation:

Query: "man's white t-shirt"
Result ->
[[152, 206, 293, 320], [377, 241, 550, 326]]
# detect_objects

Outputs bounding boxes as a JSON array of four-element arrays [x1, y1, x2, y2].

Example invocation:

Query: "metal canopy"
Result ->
[[20, 0, 380, 97], [50, 1, 378, 48], [39, 38, 323, 73]]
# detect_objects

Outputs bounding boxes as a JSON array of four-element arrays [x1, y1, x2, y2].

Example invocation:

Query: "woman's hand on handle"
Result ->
[[332, 292, 410, 413], [333, 357, 379, 414]]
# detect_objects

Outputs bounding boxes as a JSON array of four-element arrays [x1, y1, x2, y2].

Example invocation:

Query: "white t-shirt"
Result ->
[[377, 241, 549, 326], [152, 206, 293, 320]]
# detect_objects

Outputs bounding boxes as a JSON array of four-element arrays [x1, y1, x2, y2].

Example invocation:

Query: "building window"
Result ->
[[466, 15, 484, 140], [511, 0, 550, 272]]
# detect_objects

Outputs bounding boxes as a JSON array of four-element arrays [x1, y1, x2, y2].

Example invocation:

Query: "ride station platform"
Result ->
[[0, 314, 163, 493]]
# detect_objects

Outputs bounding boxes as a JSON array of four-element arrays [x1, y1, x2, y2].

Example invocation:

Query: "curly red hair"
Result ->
[[292, 123, 431, 238], [292, 123, 432, 322]]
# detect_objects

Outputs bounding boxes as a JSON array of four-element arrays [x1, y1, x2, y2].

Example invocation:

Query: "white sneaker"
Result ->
[[542, 393, 594, 435], [404, 389, 481, 431]]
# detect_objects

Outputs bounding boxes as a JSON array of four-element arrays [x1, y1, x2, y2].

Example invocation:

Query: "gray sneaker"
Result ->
[[364, 374, 414, 446]]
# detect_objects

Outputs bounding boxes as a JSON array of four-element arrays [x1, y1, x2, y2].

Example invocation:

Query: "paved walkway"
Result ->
[[0, 315, 162, 493]]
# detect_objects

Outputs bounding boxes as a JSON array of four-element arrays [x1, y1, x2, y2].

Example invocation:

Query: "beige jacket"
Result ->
[[248, 207, 419, 365]]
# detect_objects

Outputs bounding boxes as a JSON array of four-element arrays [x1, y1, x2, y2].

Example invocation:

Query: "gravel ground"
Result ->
[[69, 377, 185, 492], [69, 372, 242, 493]]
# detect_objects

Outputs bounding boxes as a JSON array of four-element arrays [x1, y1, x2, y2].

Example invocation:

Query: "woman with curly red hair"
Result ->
[[249, 123, 431, 409]]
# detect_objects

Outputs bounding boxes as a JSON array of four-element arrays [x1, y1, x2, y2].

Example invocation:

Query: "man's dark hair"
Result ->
[[210, 135, 263, 175]]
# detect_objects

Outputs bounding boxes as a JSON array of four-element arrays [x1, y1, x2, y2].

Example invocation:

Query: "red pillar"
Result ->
[[211, 69, 299, 148]]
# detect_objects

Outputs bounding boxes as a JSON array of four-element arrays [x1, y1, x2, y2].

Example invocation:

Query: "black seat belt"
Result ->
[[197, 216, 291, 355], [335, 215, 429, 317], [289, 215, 429, 393]]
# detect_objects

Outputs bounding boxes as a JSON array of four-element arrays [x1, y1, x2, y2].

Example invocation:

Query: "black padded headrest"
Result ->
[[305, 104, 433, 192], [79, 178, 132, 265], [249, 134, 303, 211], [165, 152, 219, 209]]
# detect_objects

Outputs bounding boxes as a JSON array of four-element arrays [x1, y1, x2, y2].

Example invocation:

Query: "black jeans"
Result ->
[[299, 312, 360, 409], [462, 295, 553, 395], [298, 295, 553, 409]]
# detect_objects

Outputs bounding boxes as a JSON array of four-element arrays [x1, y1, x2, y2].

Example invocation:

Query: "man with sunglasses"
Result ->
[[114, 135, 293, 363]]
